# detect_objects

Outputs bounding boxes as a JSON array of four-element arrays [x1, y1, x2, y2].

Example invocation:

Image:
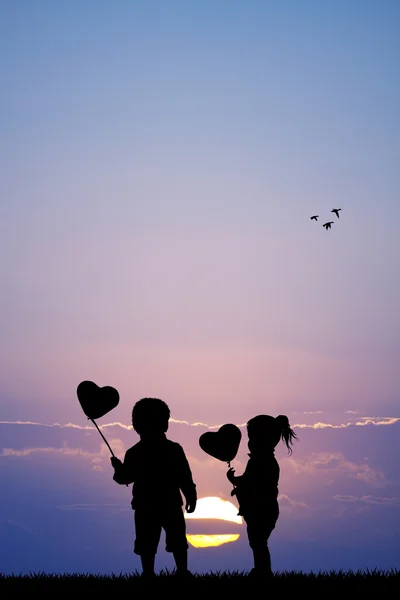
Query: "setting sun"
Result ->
[[187, 534, 240, 548], [185, 497, 243, 524]]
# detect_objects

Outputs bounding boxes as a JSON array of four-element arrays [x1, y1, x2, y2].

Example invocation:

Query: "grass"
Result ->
[[1, 569, 399, 593]]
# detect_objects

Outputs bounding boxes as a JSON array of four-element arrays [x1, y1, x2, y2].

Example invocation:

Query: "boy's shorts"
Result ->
[[133, 505, 189, 556]]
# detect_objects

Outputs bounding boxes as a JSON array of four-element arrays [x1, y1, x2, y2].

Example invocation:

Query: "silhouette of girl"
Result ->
[[226, 414, 298, 577]]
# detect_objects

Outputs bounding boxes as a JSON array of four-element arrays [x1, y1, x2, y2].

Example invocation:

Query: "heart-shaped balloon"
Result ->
[[77, 380, 119, 420], [199, 423, 242, 463]]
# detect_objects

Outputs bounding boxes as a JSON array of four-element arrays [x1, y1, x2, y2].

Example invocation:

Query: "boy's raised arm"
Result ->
[[110, 454, 135, 485]]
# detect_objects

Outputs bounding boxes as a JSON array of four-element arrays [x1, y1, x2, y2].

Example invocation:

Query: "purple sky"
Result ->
[[1, 414, 400, 574], [1, 0, 399, 574]]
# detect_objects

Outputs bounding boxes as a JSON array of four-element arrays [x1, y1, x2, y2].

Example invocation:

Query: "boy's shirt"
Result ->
[[113, 434, 196, 510]]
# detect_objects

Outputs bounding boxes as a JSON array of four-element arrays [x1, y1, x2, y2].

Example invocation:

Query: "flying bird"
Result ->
[[310, 215, 319, 221], [331, 208, 341, 218], [323, 221, 334, 230]]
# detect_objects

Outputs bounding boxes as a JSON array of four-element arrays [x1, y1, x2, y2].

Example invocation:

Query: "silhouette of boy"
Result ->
[[226, 414, 298, 577], [111, 397, 197, 577]]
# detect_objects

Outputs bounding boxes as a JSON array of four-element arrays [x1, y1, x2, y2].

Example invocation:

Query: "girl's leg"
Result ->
[[252, 545, 272, 575], [247, 517, 274, 576]]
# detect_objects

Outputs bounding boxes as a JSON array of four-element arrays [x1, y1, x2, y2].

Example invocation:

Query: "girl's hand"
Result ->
[[226, 467, 236, 483]]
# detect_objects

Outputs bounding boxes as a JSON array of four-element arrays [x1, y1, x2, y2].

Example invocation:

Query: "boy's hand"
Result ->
[[226, 467, 236, 483], [185, 499, 196, 514], [110, 457, 122, 469]]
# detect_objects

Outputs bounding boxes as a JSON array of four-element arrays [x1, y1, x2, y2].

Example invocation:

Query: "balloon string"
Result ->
[[90, 418, 115, 457], [90, 419, 128, 487]]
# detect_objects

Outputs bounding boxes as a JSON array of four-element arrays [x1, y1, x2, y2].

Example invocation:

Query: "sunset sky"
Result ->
[[1, 0, 399, 575]]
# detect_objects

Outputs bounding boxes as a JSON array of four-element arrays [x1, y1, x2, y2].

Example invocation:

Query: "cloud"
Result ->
[[292, 411, 323, 415], [332, 494, 358, 503], [278, 494, 311, 513], [0, 446, 97, 458], [185, 497, 243, 524], [294, 417, 400, 430], [0, 420, 95, 430], [1, 415, 399, 434], [0, 420, 131, 431], [56, 503, 124, 511], [1, 418, 399, 503], [284, 452, 387, 487], [333, 495, 400, 506], [0, 519, 37, 537]]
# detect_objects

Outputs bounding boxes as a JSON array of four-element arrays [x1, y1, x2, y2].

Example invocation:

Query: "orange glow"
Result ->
[[185, 496, 242, 524], [187, 534, 240, 548]]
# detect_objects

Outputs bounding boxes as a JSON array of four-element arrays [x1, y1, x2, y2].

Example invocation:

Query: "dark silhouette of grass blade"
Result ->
[[0, 569, 399, 593]]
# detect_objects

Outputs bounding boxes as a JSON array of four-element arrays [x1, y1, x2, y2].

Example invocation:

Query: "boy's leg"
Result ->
[[134, 508, 161, 576], [140, 553, 156, 576], [164, 507, 192, 575], [172, 548, 188, 572]]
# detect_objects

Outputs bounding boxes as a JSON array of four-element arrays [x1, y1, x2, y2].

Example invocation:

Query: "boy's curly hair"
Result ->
[[131, 397, 170, 435]]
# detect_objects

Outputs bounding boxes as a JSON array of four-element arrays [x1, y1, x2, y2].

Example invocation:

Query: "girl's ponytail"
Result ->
[[275, 415, 298, 455]]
